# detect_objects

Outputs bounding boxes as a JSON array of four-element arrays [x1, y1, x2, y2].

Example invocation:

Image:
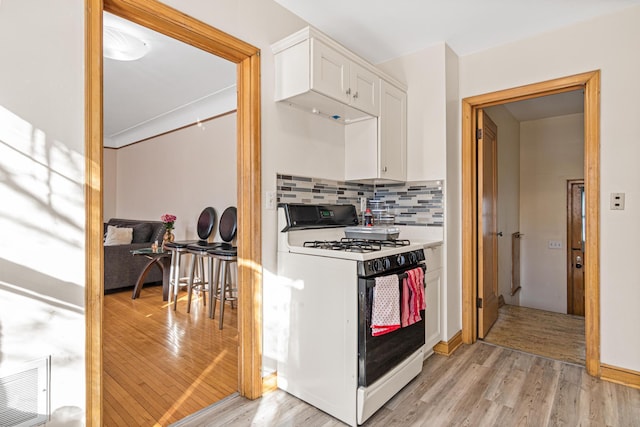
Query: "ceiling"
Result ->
[[103, 13, 236, 148], [104, 1, 637, 146], [502, 90, 584, 122], [273, 0, 640, 63]]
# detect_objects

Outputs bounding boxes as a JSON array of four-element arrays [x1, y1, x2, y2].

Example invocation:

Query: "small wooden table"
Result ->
[[131, 248, 172, 301]]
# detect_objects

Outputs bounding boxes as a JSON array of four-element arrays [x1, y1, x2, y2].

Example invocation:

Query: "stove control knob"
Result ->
[[372, 259, 382, 272], [367, 261, 376, 274], [382, 257, 391, 270], [396, 254, 406, 266], [409, 251, 418, 264]]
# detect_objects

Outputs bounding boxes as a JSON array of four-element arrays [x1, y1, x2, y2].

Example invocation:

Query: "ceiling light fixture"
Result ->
[[103, 26, 150, 61]]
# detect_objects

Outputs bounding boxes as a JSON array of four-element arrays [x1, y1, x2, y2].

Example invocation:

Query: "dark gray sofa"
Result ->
[[103, 218, 167, 293]]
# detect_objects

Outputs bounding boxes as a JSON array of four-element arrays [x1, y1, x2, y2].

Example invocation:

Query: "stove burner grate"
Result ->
[[302, 238, 411, 253], [341, 238, 411, 248], [303, 240, 380, 252]]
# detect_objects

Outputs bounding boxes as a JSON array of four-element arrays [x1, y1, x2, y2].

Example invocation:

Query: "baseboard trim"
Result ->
[[601, 364, 640, 390], [262, 372, 278, 394], [433, 330, 463, 357]]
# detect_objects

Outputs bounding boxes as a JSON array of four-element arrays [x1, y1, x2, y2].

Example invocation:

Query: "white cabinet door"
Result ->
[[425, 268, 442, 349], [379, 81, 407, 182], [311, 39, 350, 105], [345, 81, 407, 183], [424, 244, 443, 352], [312, 39, 379, 116], [350, 62, 379, 116]]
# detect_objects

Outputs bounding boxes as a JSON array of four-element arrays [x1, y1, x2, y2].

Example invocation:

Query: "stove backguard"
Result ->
[[280, 203, 359, 231]]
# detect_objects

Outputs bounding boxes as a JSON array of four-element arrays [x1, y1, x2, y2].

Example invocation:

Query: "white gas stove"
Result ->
[[276, 204, 426, 426], [277, 205, 426, 261]]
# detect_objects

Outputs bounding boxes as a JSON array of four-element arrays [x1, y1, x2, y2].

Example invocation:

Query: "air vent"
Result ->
[[0, 357, 50, 427]]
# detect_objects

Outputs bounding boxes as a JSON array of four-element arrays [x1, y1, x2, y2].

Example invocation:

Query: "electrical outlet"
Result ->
[[610, 193, 625, 210], [548, 240, 562, 249], [265, 191, 276, 210]]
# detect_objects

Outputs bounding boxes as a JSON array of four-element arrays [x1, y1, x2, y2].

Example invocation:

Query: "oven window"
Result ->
[[358, 274, 425, 386]]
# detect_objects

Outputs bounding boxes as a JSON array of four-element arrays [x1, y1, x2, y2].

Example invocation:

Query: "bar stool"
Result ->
[[165, 207, 216, 310], [206, 206, 238, 328], [165, 242, 205, 309], [184, 245, 216, 312]]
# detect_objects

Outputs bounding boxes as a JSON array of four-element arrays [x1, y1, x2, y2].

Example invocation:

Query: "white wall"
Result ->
[[485, 106, 521, 306], [0, 0, 86, 424], [443, 45, 461, 341], [519, 114, 584, 313], [459, 5, 640, 371], [113, 113, 238, 241], [103, 148, 117, 220]]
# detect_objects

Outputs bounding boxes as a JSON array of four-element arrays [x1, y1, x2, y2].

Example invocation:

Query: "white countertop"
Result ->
[[412, 239, 444, 248], [284, 241, 428, 262]]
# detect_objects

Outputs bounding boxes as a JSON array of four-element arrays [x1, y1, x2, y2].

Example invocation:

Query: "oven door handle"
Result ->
[[364, 264, 426, 289]]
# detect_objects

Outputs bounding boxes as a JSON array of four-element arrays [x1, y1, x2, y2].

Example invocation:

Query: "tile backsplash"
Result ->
[[276, 174, 443, 227]]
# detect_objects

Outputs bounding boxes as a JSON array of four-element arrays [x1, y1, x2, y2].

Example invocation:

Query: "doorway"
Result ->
[[85, 0, 262, 424], [477, 97, 586, 366], [461, 71, 601, 376], [567, 179, 585, 316]]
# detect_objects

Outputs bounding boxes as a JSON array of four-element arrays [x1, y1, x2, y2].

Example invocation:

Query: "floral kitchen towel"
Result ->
[[371, 274, 401, 336]]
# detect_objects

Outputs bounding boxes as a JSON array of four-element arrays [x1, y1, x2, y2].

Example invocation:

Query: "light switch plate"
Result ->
[[265, 191, 276, 210], [610, 193, 625, 210], [548, 240, 562, 249]]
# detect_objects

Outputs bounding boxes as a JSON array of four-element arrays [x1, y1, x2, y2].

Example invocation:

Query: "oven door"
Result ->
[[357, 264, 426, 387]]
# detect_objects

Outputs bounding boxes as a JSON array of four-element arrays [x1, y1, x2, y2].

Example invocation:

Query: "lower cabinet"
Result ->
[[424, 244, 443, 357], [425, 268, 442, 350]]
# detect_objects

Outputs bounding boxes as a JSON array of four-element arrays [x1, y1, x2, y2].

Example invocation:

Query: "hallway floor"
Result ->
[[483, 304, 585, 365]]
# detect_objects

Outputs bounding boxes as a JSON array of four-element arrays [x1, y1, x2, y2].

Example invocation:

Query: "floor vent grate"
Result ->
[[0, 357, 50, 427]]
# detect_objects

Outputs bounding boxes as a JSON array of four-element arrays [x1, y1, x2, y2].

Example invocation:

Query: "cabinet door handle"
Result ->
[[382, 166, 388, 173], [353, 91, 359, 99], [346, 88, 351, 96]]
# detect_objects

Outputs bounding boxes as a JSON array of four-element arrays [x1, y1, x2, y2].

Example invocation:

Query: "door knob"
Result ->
[[576, 255, 582, 269]]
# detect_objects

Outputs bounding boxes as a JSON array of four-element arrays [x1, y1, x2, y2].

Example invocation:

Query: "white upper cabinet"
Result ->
[[311, 39, 379, 115], [272, 27, 401, 123], [345, 81, 407, 183], [273, 27, 407, 183], [378, 81, 407, 182], [311, 40, 351, 105], [348, 62, 379, 115]]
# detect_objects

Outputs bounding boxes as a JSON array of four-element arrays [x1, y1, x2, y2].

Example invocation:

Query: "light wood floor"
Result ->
[[172, 342, 640, 427], [104, 285, 238, 426], [483, 304, 585, 365]]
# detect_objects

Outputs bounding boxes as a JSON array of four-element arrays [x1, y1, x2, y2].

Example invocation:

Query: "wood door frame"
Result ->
[[461, 71, 600, 376], [567, 179, 585, 315], [85, 1, 262, 424]]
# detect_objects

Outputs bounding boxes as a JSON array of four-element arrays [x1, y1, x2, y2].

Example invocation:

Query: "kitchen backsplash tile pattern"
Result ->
[[374, 182, 443, 226], [277, 174, 371, 206], [276, 174, 443, 227]]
